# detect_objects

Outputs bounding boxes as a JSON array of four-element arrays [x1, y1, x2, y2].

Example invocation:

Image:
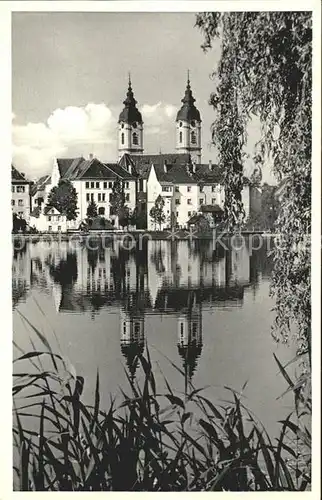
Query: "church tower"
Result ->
[[118, 76, 144, 159], [176, 73, 202, 164]]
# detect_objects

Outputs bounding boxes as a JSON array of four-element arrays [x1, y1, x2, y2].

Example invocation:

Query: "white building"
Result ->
[[28, 75, 261, 230], [29, 206, 67, 233]]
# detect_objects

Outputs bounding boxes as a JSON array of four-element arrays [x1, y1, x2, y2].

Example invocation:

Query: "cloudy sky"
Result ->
[[12, 12, 275, 183]]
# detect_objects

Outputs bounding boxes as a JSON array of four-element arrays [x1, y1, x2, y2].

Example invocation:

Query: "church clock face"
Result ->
[[132, 122, 137, 129], [191, 120, 195, 127]]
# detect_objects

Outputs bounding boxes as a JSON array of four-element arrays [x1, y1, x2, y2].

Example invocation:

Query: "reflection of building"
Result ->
[[119, 289, 151, 382], [177, 294, 203, 384]]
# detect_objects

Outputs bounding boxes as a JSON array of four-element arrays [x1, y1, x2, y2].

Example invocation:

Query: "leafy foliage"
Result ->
[[86, 199, 98, 219], [245, 183, 279, 231], [195, 12, 311, 353], [46, 180, 78, 221], [109, 179, 125, 219], [13, 328, 311, 491], [118, 205, 130, 229], [12, 213, 27, 233], [149, 195, 166, 230]]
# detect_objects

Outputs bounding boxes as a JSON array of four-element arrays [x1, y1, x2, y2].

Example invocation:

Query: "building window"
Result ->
[[191, 131, 196, 144], [58, 226, 61, 232], [139, 179, 144, 191], [109, 193, 113, 202], [200, 185, 204, 192], [179, 122, 183, 127], [18, 199, 23, 206], [176, 211, 179, 217], [212, 198, 216, 204], [212, 185, 216, 192], [102, 193, 105, 202], [96, 182, 100, 189], [162, 186, 171, 192], [180, 322, 184, 336], [187, 199, 192, 205], [103, 181, 107, 189], [124, 182, 129, 189], [91, 193, 94, 201], [12, 186, 15, 193], [108, 182, 113, 189], [11, 200, 15, 206], [125, 193, 130, 202], [86, 193, 90, 202], [91, 182, 94, 189], [179, 131, 182, 143], [98, 207, 105, 216], [187, 186, 191, 192], [86, 181, 89, 189], [98, 193, 101, 202], [175, 199, 180, 205], [188, 211, 191, 217], [132, 132, 138, 145], [199, 198, 203, 205], [17, 186, 25, 193], [57, 215, 60, 221], [48, 216, 51, 221], [48, 226, 52, 232], [121, 133, 124, 145]]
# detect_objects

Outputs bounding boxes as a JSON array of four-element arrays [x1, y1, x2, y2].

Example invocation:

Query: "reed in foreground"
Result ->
[[13, 327, 311, 491]]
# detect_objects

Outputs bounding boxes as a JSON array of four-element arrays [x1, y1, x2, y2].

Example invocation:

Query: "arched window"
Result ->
[[179, 131, 183, 143], [121, 132, 124, 145], [98, 207, 105, 216], [133, 132, 138, 145], [191, 131, 196, 144]]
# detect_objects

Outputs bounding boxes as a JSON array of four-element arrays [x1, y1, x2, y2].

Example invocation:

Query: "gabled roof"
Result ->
[[194, 163, 223, 184], [44, 206, 62, 215], [11, 165, 29, 183], [30, 174, 51, 196], [130, 153, 191, 180], [104, 162, 136, 181], [118, 153, 136, 172], [57, 157, 84, 178]]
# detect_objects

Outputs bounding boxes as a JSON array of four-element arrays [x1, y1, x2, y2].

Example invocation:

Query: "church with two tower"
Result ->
[[28, 75, 260, 231]]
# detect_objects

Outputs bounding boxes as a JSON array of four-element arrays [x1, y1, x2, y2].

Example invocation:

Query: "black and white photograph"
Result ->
[[3, 1, 320, 494]]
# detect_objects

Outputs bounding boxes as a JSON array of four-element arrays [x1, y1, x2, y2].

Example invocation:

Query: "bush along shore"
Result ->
[[13, 320, 311, 492]]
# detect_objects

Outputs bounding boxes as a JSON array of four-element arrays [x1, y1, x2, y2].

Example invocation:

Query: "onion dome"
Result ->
[[118, 76, 143, 124], [176, 74, 201, 122]]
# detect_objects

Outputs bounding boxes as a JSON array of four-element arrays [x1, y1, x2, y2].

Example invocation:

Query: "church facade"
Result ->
[[27, 76, 261, 231]]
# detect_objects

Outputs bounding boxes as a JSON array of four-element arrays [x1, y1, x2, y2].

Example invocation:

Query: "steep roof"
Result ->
[[57, 158, 84, 178], [43, 206, 62, 215], [30, 206, 42, 218], [194, 163, 223, 184], [104, 162, 137, 180], [130, 153, 191, 180], [30, 174, 51, 196], [11, 165, 29, 183]]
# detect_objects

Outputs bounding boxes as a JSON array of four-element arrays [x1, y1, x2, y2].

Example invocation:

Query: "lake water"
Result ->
[[12, 236, 296, 438]]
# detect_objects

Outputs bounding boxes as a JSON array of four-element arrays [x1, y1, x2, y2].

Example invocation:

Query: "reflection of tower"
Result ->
[[177, 293, 203, 387], [120, 292, 146, 382], [52, 282, 62, 312]]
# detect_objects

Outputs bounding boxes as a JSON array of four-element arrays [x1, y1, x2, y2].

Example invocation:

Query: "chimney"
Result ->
[[209, 160, 212, 171], [89, 153, 94, 160]]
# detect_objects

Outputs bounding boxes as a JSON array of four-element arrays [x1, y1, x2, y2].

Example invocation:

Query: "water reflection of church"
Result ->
[[12, 239, 272, 383]]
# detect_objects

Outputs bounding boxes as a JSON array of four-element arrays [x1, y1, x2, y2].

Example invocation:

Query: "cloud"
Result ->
[[12, 101, 177, 179], [140, 102, 177, 136]]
